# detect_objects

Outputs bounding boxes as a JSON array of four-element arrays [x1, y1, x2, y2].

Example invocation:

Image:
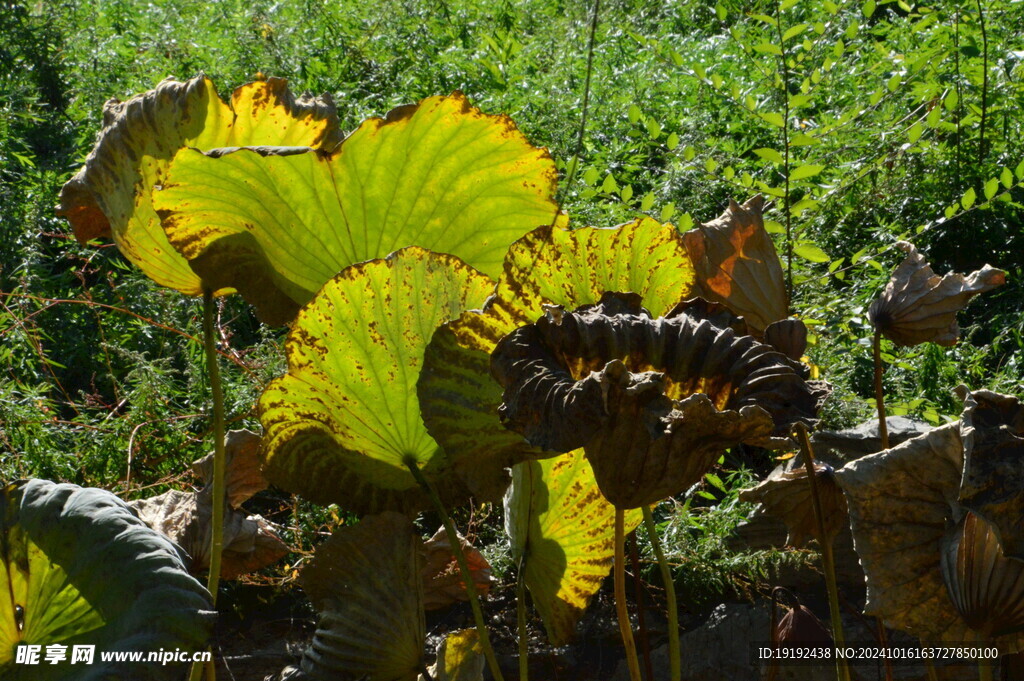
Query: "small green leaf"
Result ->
[[793, 242, 830, 263], [908, 122, 923, 143], [705, 158, 719, 173], [683, 145, 697, 161], [790, 133, 820, 146], [646, 118, 663, 139], [715, 3, 727, 20], [677, 212, 694, 231], [754, 147, 785, 164], [620, 185, 634, 202], [602, 174, 618, 194], [862, 0, 876, 18], [783, 24, 809, 42], [640, 192, 655, 211], [944, 205, 957, 219], [705, 472, 727, 493], [887, 73, 901, 91], [927, 106, 941, 127], [628, 104, 642, 124], [961, 187, 976, 209], [790, 164, 825, 181], [753, 42, 783, 56], [583, 167, 600, 186], [723, 166, 735, 180], [764, 219, 785, 234], [824, 1, 839, 14], [984, 178, 999, 201], [666, 132, 680, 150], [759, 112, 786, 128], [1015, 158, 1024, 180], [660, 203, 676, 221], [944, 89, 959, 110], [1001, 167, 1014, 189]]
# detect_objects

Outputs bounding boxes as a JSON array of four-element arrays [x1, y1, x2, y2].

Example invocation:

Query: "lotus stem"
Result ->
[[642, 506, 680, 681], [189, 289, 227, 681], [872, 328, 890, 450], [924, 656, 939, 681], [615, 508, 642, 681], [629, 532, 654, 681], [517, 553, 529, 681], [794, 423, 850, 681], [979, 660, 993, 681], [405, 459, 505, 681]]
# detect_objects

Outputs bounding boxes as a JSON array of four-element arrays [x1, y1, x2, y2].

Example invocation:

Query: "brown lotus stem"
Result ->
[[406, 459, 505, 681], [876, 618, 893, 681], [189, 289, 227, 681], [517, 553, 529, 681], [615, 508, 642, 681], [642, 506, 680, 681], [873, 328, 890, 450], [795, 423, 850, 681]]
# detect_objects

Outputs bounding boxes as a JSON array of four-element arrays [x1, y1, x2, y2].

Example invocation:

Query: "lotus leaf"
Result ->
[[259, 247, 496, 513], [739, 461, 847, 548], [421, 630, 485, 681], [419, 218, 698, 476], [867, 241, 1006, 346], [191, 429, 266, 509], [504, 449, 642, 644], [421, 527, 494, 611], [957, 389, 1024, 560], [0, 479, 214, 680], [491, 292, 820, 508], [682, 195, 788, 333], [154, 91, 558, 324], [941, 511, 1024, 639], [57, 75, 341, 295], [834, 424, 1024, 651], [298, 512, 425, 681]]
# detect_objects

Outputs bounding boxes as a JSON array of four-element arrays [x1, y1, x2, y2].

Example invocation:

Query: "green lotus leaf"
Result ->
[[504, 449, 642, 645], [0, 479, 214, 680], [298, 512, 424, 681], [259, 247, 495, 513], [422, 630, 485, 681], [154, 91, 559, 324], [57, 75, 342, 295], [419, 217, 697, 474]]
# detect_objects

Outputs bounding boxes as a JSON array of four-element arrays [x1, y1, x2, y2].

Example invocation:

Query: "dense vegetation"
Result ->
[[1, 0, 1022, 675]]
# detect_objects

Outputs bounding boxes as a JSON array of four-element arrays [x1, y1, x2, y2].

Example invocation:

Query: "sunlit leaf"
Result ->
[[504, 450, 642, 644], [423, 630, 485, 681], [298, 513, 425, 680], [491, 293, 822, 508], [419, 218, 697, 476], [57, 75, 342, 295], [753, 148, 785, 165], [155, 91, 557, 324], [867, 241, 1006, 346], [259, 247, 496, 514], [682, 195, 789, 333], [0, 480, 214, 680], [789, 164, 824, 181]]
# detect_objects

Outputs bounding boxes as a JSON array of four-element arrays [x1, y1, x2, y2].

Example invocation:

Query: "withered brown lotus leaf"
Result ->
[[941, 511, 1024, 639], [299, 512, 425, 681], [191, 429, 266, 509], [835, 424, 1024, 651], [491, 291, 820, 508], [128, 487, 288, 579], [738, 461, 847, 548], [958, 388, 1024, 560], [764, 318, 808, 361], [682, 195, 788, 333], [867, 241, 1006, 346], [421, 527, 494, 611]]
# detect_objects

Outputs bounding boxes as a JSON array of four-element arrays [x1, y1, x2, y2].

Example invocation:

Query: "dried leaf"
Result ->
[[421, 527, 494, 611], [958, 388, 1024, 560], [682, 195, 788, 333], [835, 424, 1024, 651], [191, 429, 266, 508], [298, 513, 425, 681], [941, 511, 1024, 639], [491, 292, 820, 508], [739, 461, 847, 548], [763, 318, 808, 361], [867, 241, 1006, 346], [128, 487, 288, 580]]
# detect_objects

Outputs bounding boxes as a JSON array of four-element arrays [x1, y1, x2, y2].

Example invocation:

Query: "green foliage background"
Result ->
[[1, 0, 1022, 592]]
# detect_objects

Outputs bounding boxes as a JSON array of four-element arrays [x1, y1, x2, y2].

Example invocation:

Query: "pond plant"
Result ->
[[21, 68, 1017, 681]]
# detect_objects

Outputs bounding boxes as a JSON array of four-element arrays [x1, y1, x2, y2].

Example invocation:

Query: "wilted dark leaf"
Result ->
[[421, 527, 494, 611], [739, 461, 847, 548], [867, 241, 1006, 346]]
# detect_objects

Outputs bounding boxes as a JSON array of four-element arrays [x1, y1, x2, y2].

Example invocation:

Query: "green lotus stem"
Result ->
[[924, 656, 939, 681], [872, 328, 890, 450], [405, 459, 505, 681], [642, 506, 680, 681], [614, 508, 642, 681], [189, 289, 227, 681], [517, 553, 529, 681], [794, 423, 850, 681]]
